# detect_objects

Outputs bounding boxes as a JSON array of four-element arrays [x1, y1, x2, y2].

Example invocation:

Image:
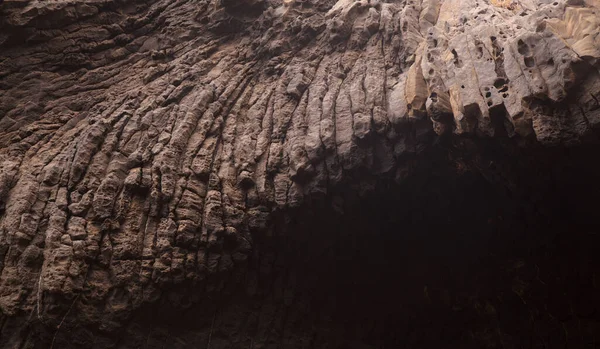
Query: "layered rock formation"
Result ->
[[1, 0, 600, 348]]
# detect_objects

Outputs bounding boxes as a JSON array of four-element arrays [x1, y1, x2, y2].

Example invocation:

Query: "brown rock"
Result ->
[[1, 0, 600, 348]]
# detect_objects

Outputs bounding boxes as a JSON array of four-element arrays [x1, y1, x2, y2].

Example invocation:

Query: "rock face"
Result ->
[[1, 0, 600, 348]]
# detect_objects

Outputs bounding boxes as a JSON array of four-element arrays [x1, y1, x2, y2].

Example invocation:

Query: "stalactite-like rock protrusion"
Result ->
[[1, 0, 600, 348]]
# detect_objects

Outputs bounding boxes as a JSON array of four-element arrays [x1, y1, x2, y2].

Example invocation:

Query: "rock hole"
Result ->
[[524, 56, 535, 68], [536, 22, 547, 32], [494, 78, 507, 89], [517, 39, 530, 55], [452, 49, 463, 68], [476, 46, 484, 59]]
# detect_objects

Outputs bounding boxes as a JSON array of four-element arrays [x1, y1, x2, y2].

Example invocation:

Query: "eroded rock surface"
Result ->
[[1, 0, 600, 348]]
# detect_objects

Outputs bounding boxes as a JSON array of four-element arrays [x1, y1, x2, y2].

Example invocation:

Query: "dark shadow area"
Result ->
[[248, 140, 600, 348], [19, 140, 600, 349]]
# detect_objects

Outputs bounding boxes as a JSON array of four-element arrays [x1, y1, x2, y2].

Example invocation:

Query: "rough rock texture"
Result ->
[[1, 0, 600, 348]]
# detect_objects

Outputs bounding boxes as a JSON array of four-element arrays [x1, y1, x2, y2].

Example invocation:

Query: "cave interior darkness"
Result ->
[[119, 139, 600, 349]]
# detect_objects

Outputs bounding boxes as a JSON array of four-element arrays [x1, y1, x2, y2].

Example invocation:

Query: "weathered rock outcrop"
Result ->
[[1, 0, 600, 348]]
